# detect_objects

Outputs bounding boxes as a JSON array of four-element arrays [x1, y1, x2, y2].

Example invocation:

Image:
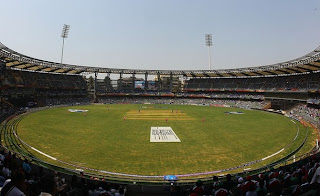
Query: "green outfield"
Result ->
[[14, 104, 316, 176]]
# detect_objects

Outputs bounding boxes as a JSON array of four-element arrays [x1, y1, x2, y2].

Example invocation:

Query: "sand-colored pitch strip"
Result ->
[[125, 109, 194, 120]]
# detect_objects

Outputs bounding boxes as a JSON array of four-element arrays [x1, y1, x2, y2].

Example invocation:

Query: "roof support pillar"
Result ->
[[169, 72, 173, 93], [144, 72, 148, 91], [132, 73, 135, 92], [157, 72, 161, 92], [118, 72, 123, 92], [94, 72, 98, 103]]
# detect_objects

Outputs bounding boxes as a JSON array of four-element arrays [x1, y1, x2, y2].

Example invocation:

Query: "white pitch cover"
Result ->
[[150, 127, 181, 142]]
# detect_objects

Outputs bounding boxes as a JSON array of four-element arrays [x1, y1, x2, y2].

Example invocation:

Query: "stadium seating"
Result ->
[[1, 69, 88, 107], [185, 72, 320, 91], [1, 66, 320, 195], [0, 101, 16, 122]]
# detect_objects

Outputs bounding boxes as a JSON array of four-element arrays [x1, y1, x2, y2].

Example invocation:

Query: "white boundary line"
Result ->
[[261, 120, 299, 161], [10, 112, 303, 178], [13, 130, 57, 161]]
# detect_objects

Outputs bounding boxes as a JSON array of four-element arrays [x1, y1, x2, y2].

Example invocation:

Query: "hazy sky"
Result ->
[[1, 0, 320, 71]]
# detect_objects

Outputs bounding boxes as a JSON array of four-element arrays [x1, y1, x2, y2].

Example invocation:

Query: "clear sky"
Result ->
[[1, 0, 320, 71]]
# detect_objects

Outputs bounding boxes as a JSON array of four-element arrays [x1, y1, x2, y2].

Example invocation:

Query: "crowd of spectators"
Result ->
[[176, 92, 264, 100], [2, 68, 320, 195], [3, 70, 87, 90], [1, 69, 89, 108], [307, 97, 320, 105], [97, 97, 269, 110], [0, 144, 319, 196], [185, 73, 320, 91], [0, 148, 127, 196], [1, 69, 88, 107], [44, 97, 91, 107], [98, 92, 264, 101], [288, 105, 320, 128], [208, 99, 269, 109], [180, 153, 320, 196], [0, 101, 16, 123], [36, 89, 88, 97]]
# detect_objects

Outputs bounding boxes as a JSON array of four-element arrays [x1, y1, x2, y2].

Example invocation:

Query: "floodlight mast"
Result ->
[[60, 24, 70, 64], [205, 34, 212, 70]]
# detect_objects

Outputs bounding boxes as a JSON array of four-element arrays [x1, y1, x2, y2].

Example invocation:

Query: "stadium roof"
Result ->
[[1, 42, 320, 77]]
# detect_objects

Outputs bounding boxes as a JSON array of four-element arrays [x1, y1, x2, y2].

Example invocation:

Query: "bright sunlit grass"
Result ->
[[16, 104, 314, 176]]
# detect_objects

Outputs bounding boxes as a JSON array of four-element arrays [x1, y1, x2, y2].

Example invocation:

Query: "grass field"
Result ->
[[15, 104, 316, 176]]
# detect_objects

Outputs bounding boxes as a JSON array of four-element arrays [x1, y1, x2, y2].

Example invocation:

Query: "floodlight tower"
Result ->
[[60, 24, 70, 64], [205, 34, 212, 70]]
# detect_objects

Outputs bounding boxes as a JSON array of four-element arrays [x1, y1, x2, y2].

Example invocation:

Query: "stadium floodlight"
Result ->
[[205, 34, 212, 70], [60, 24, 71, 64]]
